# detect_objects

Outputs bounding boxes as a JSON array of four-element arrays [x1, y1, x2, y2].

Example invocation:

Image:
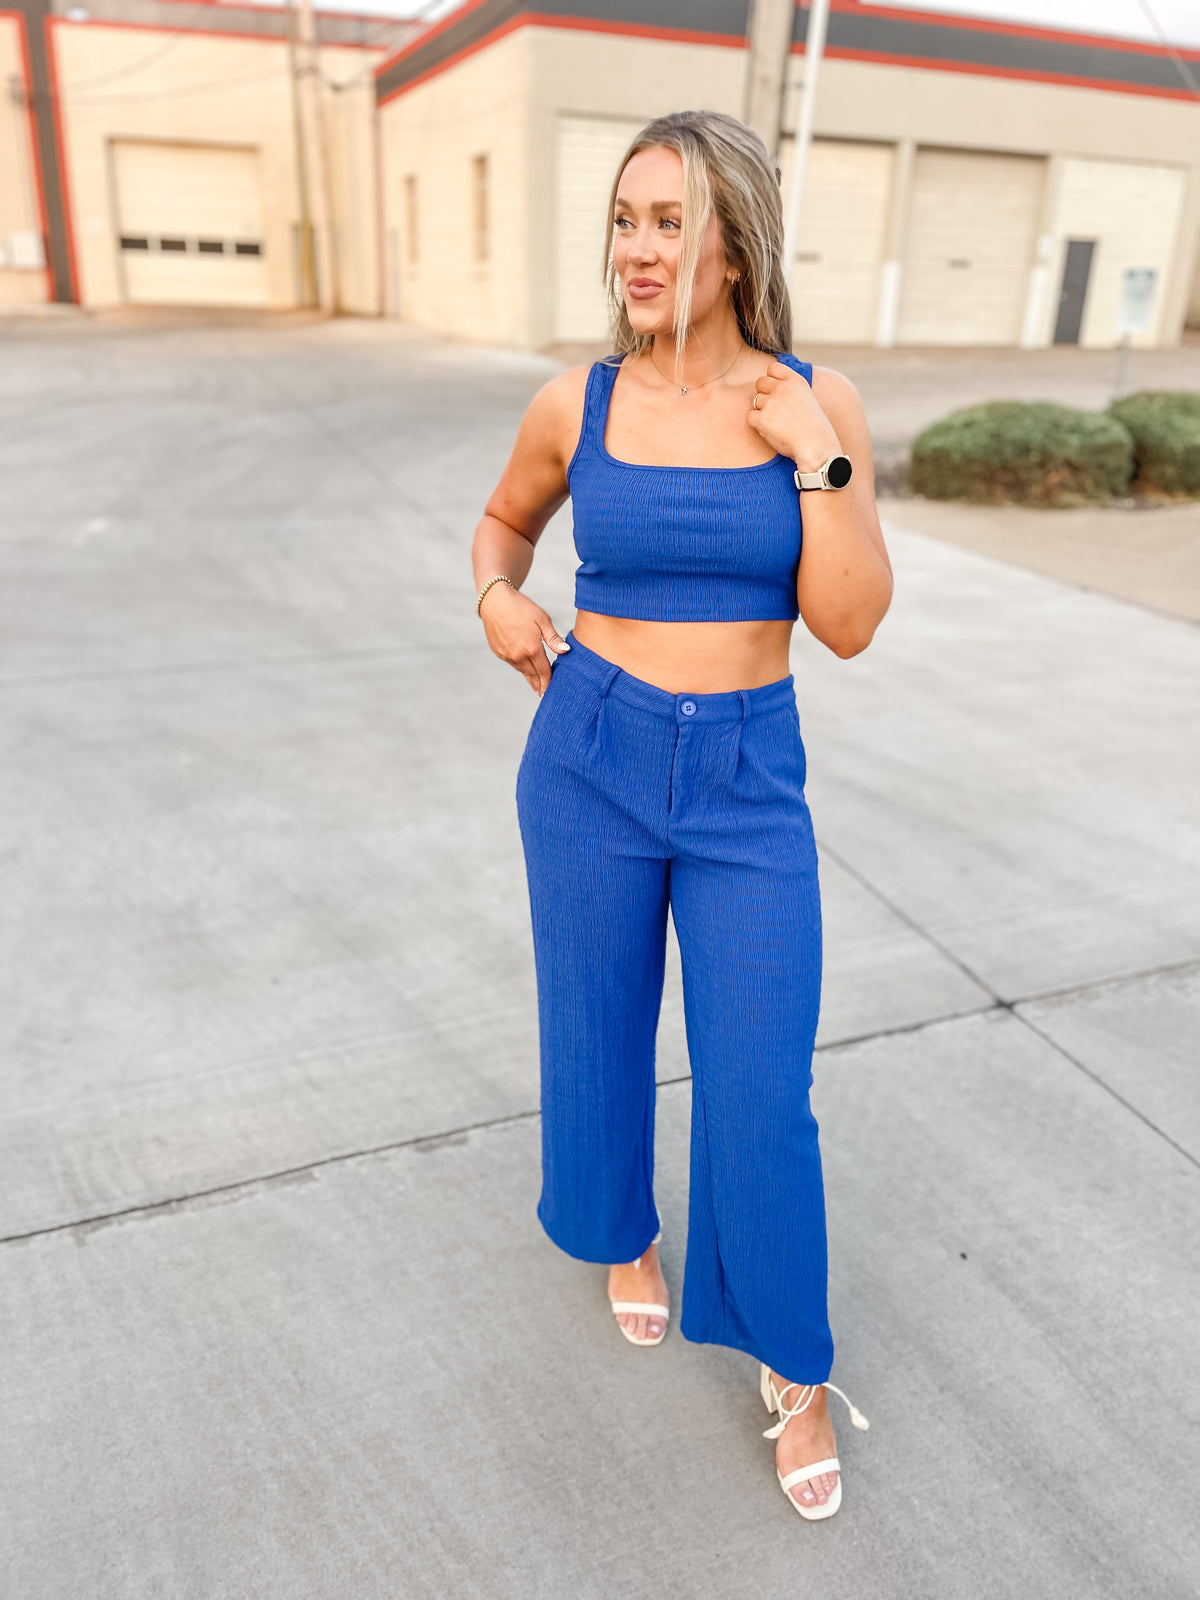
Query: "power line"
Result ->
[[57, 29, 187, 90], [319, 0, 445, 91], [52, 5, 214, 92], [61, 60, 289, 105], [53, 9, 426, 102], [1134, 0, 1200, 97]]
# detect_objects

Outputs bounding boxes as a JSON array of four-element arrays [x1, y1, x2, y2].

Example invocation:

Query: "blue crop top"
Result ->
[[566, 350, 811, 622]]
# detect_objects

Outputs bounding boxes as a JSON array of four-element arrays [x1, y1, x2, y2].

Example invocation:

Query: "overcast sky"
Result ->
[[870, 0, 1200, 48], [296, 0, 1200, 50]]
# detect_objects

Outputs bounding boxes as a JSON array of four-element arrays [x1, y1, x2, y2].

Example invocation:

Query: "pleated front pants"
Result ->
[[515, 629, 833, 1383]]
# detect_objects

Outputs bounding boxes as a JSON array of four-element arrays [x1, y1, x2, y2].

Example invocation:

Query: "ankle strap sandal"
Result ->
[[760, 1362, 870, 1521]]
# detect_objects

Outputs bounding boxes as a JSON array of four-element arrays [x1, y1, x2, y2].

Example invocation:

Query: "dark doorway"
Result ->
[[1053, 239, 1095, 344]]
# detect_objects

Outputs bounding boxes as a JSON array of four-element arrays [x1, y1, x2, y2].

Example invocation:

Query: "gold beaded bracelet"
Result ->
[[476, 574, 517, 616]]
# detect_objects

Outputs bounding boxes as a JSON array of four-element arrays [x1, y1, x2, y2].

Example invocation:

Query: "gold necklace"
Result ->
[[647, 343, 746, 396]]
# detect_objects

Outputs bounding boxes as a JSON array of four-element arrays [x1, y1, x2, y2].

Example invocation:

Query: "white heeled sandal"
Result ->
[[760, 1362, 870, 1521], [609, 1228, 669, 1347]]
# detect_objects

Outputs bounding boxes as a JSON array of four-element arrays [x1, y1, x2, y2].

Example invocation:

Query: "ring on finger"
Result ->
[[752, 392, 762, 410]]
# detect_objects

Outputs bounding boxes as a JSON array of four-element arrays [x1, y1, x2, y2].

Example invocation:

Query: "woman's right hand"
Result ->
[[479, 582, 571, 696]]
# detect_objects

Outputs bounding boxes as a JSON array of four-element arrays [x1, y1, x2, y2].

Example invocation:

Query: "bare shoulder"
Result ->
[[811, 364, 873, 451], [532, 361, 592, 411], [520, 361, 593, 469], [809, 364, 863, 410]]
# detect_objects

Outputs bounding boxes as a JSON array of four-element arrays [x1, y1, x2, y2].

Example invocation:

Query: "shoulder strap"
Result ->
[[569, 356, 622, 476], [775, 350, 813, 386]]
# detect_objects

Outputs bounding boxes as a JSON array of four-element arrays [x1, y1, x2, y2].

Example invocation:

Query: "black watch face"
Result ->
[[827, 455, 853, 489]]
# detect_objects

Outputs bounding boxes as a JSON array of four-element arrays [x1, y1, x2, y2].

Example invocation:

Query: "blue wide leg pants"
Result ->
[[515, 630, 833, 1383]]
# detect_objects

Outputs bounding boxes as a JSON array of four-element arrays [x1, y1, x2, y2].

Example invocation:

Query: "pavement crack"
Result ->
[[1013, 1008, 1198, 1171], [816, 836, 997, 999], [0, 1106, 546, 1249], [1013, 952, 1200, 1007], [814, 837, 1199, 1169], [4, 954, 1193, 1248], [814, 999, 1005, 1053]]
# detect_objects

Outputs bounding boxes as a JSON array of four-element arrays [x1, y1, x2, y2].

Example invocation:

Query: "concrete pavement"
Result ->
[[1, 318, 1197, 1599], [875, 495, 1200, 623]]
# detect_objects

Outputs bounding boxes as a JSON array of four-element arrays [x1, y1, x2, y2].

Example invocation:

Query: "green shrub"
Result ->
[[909, 401, 1134, 508], [1108, 391, 1200, 497]]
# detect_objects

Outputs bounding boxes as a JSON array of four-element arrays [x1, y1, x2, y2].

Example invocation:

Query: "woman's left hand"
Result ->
[[746, 360, 843, 472]]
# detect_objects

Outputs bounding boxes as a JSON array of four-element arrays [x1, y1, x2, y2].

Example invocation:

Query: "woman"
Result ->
[[470, 109, 892, 1520]]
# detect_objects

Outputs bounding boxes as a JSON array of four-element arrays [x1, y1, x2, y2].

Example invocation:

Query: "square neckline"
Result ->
[[596, 351, 788, 474]]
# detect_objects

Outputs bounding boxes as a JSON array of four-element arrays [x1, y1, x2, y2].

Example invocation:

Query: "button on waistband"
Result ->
[[680, 699, 696, 715]]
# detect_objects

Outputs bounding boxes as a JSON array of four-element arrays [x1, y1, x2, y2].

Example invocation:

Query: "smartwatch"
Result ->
[[795, 454, 853, 491]]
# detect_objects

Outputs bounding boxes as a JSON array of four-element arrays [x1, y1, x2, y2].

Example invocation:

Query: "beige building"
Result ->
[[5, 0, 1199, 351], [375, 0, 1200, 351], [0, 11, 46, 306], [1, 0, 416, 313]]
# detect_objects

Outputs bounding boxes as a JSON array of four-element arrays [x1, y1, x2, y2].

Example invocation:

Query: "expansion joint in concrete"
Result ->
[[814, 837, 1200, 1174], [3, 952, 1196, 1251]]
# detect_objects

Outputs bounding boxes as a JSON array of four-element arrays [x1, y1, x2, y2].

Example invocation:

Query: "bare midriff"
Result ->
[[571, 612, 796, 694]]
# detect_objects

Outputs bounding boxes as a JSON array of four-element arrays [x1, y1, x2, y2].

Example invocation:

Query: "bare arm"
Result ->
[[471, 368, 584, 694], [749, 361, 893, 658]]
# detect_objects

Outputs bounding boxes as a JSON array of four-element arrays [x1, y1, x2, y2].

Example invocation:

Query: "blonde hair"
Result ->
[[601, 109, 793, 378]]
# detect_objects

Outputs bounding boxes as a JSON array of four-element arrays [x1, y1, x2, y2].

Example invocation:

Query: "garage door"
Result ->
[[112, 141, 267, 308], [554, 115, 647, 343], [896, 148, 1044, 345], [789, 139, 893, 346], [1052, 158, 1185, 347]]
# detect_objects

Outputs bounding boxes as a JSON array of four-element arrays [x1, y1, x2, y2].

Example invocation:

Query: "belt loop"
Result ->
[[588, 661, 621, 757], [738, 689, 751, 723]]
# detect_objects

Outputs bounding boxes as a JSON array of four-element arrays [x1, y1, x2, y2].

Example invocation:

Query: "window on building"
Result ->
[[472, 154, 489, 264], [404, 174, 418, 266]]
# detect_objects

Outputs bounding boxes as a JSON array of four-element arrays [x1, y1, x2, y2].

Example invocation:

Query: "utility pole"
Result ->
[[742, 0, 796, 161], [781, 0, 830, 286], [296, 0, 340, 313], [286, 0, 316, 307]]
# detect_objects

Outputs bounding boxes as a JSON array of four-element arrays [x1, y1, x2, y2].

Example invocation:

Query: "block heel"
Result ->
[[759, 1361, 870, 1520]]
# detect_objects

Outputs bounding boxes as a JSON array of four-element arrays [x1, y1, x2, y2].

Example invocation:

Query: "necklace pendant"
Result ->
[[680, 385, 688, 395]]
